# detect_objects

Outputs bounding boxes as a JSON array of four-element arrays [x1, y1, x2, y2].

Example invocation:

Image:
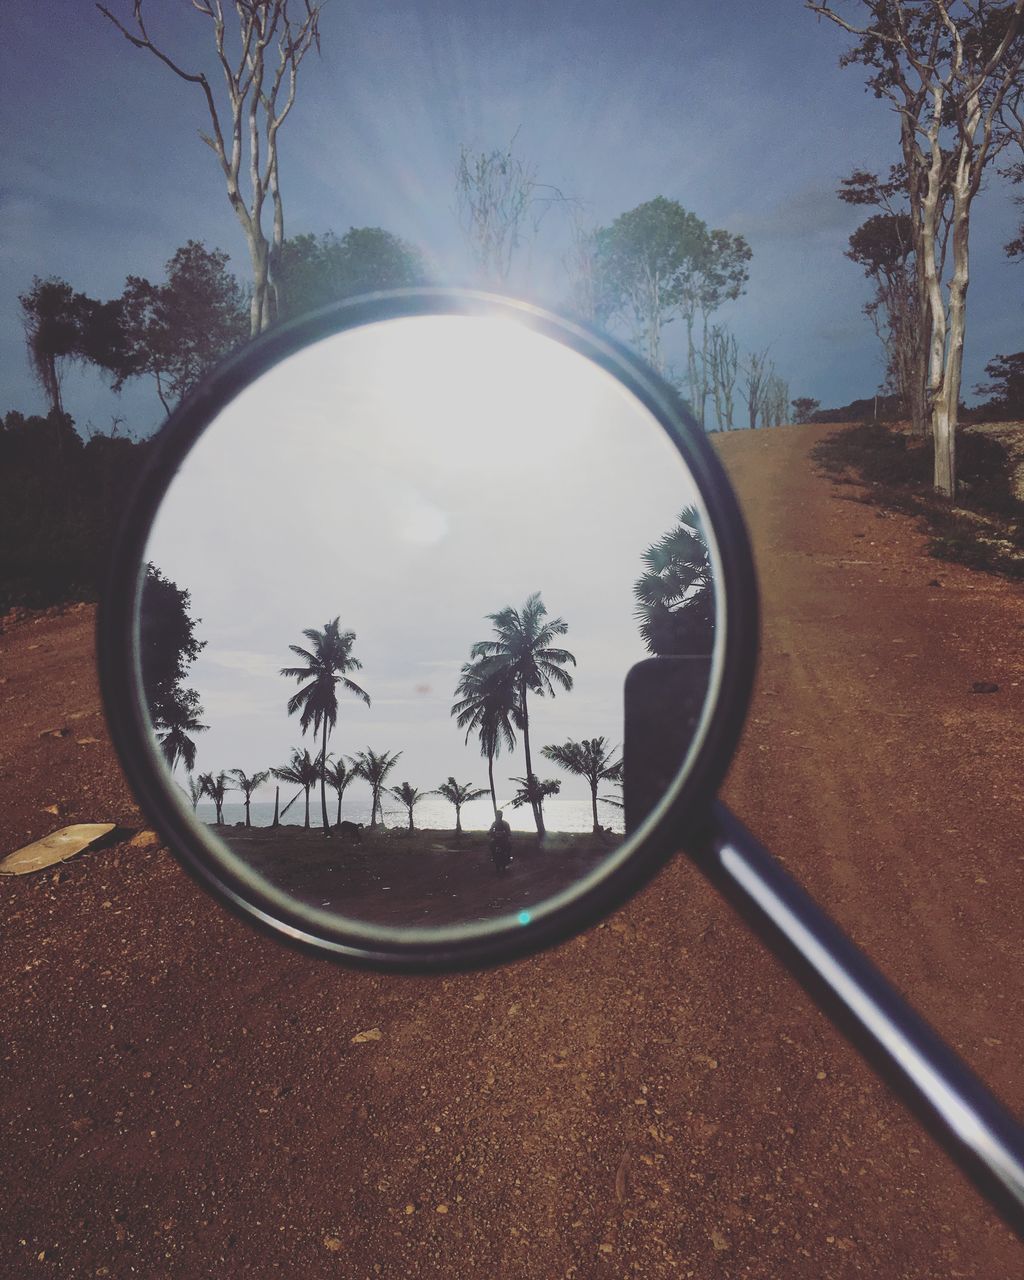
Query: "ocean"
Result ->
[[196, 794, 624, 834]]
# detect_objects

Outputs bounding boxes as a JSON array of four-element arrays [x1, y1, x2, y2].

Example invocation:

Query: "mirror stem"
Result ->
[[696, 802, 1024, 1240]]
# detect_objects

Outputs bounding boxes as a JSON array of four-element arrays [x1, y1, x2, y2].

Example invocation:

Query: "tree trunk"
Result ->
[[335, 790, 342, 826], [244, 797, 251, 828], [408, 808, 414, 832], [487, 752, 497, 818], [519, 679, 544, 836], [935, 181, 972, 498], [455, 805, 462, 835], [303, 786, 310, 829], [272, 786, 280, 828], [590, 782, 599, 834], [319, 720, 330, 835]]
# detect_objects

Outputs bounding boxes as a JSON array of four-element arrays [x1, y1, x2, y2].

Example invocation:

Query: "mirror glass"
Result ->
[[137, 314, 721, 938]]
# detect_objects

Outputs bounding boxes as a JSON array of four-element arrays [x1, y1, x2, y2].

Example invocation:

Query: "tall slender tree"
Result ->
[[323, 757, 353, 827], [350, 748, 402, 828], [281, 619, 370, 837], [231, 768, 270, 827], [98, 0, 324, 334], [271, 748, 321, 829], [470, 593, 575, 836], [198, 770, 231, 824], [451, 657, 521, 817], [389, 782, 428, 832], [435, 777, 488, 836], [541, 737, 623, 834], [156, 688, 208, 774], [808, 0, 1024, 495]]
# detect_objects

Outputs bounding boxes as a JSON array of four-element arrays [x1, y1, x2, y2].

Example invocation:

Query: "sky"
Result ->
[[3, 2, 1023, 438], [143, 315, 714, 823]]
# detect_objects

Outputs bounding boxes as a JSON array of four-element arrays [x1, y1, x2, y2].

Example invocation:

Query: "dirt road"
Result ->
[[2, 424, 1022, 1278]]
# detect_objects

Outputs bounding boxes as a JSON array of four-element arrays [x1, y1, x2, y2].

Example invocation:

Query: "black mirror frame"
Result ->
[[98, 288, 760, 971]]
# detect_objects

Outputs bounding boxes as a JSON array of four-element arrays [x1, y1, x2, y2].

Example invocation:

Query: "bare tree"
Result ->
[[742, 348, 774, 429], [98, 1, 323, 336], [563, 213, 600, 323], [707, 324, 739, 430], [455, 134, 575, 291], [809, 1, 1024, 495], [763, 373, 791, 428]]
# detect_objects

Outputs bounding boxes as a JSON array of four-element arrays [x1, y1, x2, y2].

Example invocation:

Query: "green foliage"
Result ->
[[974, 352, 1024, 419], [791, 397, 822, 424], [18, 277, 96, 415], [111, 242, 248, 411], [633, 507, 715, 656], [276, 227, 426, 319], [271, 748, 322, 828]]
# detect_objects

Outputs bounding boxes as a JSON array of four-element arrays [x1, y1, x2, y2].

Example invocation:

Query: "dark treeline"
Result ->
[[0, 410, 148, 611]]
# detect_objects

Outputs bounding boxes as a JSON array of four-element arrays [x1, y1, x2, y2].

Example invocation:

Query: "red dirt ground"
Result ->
[[1, 423, 1022, 1278]]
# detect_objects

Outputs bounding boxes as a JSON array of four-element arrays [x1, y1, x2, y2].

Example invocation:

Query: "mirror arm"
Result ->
[[693, 801, 1024, 1240]]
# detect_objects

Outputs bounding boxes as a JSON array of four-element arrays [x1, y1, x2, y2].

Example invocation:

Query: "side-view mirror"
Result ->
[[98, 289, 1024, 1236]]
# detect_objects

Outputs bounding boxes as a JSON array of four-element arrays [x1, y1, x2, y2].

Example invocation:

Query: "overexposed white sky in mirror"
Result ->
[[145, 315, 711, 811]]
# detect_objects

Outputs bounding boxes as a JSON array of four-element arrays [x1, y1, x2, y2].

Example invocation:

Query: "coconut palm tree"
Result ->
[[271, 748, 322, 829], [435, 776, 488, 836], [230, 768, 270, 828], [507, 775, 561, 830], [323, 757, 354, 828], [470, 592, 575, 836], [350, 748, 402, 828], [634, 506, 714, 656], [281, 618, 370, 836], [185, 772, 203, 812], [155, 688, 207, 774], [389, 782, 427, 832], [197, 770, 231, 825], [541, 737, 623, 834], [451, 657, 520, 817]]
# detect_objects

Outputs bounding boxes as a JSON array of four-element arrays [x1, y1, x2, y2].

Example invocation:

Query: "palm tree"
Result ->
[[323, 757, 354, 828], [350, 748, 402, 828], [185, 772, 203, 812], [451, 657, 520, 817], [470, 592, 575, 836], [507, 775, 561, 829], [281, 618, 370, 836], [389, 782, 427, 832], [155, 689, 207, 774], [634, 506, 714, 656], [197, 770, 231, 825], [435, 776, 488, 836], [541, 737, 623, 834], [271, 748, 322, 829], [231, 768, 270, 828]]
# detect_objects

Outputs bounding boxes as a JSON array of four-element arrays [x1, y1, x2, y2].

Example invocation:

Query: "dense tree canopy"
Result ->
[[276, 228, 427, 320]]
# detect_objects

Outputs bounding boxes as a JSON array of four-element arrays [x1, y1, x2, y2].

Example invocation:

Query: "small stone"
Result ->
[[322, 1236, 343, 1252], [38, 726, 70, 739], [927, 578, 942, 587], [130, 830, 161, 850], [404, 1204, 415, 1215], [77, 737, 101, 746], [435, 1204, 449, 1214], [598, 1243, 613, 1254], [816, 1070, 827, 1080], [970, 681, 999, 694], [41, 804, 61, 816], [711, 1230, 730, 1251], [351, 1028, 382, 1044]]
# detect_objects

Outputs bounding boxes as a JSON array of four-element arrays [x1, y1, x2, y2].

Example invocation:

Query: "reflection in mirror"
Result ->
[[139, 315, 719, 933]]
